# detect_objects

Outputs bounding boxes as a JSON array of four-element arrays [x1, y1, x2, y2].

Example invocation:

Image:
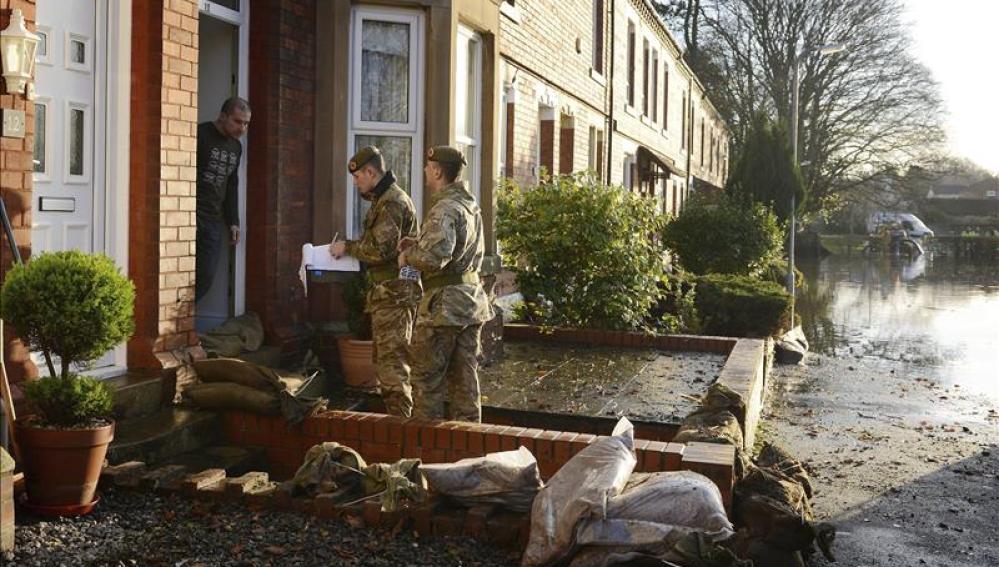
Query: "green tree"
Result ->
[[726, 113, 806, 224]]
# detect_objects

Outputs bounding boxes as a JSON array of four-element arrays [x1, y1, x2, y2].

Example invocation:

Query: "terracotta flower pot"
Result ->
[[336, 335, 378, 390], [14, 419, 114, 513]]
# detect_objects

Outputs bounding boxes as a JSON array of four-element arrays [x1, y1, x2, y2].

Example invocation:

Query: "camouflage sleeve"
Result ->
[[407, 205, 457, 273], [346, 202, 405, 265]]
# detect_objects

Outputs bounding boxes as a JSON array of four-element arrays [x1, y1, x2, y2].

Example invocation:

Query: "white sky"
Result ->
[[905, 0, 999, 174]]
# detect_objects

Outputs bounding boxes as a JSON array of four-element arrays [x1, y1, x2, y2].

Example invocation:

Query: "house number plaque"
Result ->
[[1, 109, 26, 138]]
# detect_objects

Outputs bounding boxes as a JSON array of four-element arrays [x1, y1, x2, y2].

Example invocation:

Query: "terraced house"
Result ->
[[0, 0, 726, 407]]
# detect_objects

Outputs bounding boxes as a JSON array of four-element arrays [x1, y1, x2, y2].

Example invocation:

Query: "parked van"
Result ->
[[867, 212, 934, 239]]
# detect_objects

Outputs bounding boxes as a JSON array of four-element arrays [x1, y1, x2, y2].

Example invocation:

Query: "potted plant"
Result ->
[[336, 273, 377, 389], [0, 250, 134, 516]]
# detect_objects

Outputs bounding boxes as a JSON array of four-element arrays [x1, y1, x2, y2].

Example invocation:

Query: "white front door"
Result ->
[[32, 0, 103, 255], [31, 0, 125, 376]]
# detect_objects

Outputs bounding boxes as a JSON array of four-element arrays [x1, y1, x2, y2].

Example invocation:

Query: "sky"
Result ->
[[905, 0, 999, 174]]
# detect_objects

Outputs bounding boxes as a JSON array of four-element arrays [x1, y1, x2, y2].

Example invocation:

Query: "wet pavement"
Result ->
[[479, 342, 726, 423], [767, 254, 999, 566]]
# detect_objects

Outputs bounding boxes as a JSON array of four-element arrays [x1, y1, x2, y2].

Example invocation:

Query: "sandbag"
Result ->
[[200, 311, 265, 356], [291, 442, 368, 498], [605, 472, 733, 535], [193, 357, 288, 393], [182, 381, 280, 415], [522, 417, 637, 567], [422, 446, 543, 512]]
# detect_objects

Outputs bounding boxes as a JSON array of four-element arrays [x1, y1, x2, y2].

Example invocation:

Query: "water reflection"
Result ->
[[796, 254, 999, 403]]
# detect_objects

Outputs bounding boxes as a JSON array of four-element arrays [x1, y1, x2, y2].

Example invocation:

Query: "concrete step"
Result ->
[[107, 372, 166, 420], [107, 407, 221, 466]]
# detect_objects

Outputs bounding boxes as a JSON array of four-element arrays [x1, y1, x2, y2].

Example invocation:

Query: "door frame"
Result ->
[[198, 0, 250, 318]]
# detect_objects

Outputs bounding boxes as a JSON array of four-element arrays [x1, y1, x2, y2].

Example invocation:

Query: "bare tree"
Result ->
[[654, 0, 945, 217]]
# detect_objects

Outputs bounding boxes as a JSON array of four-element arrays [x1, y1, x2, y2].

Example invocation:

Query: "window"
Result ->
[[623, 153, 636, 190], [538, 105, 555, 179], [680, 92, 687, 149], [588, 126, 604, 179], [651, 49, 659, 123], [700, 118, 705, 167], [349, 8, 424, 237], [559, 114, 575, 174], [33, 102, 46, 174], [65, 102, 89, 181], [641, 39, 650, 116], [592, 0, 604, 74], [662, 65, 669, 130], [65, 33, 91, 72], [455, 26, 483, 200], [626, 22, 636, 107]]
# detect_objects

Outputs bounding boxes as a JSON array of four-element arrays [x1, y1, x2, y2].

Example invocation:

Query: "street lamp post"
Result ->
[[787, 40, 845, 326]]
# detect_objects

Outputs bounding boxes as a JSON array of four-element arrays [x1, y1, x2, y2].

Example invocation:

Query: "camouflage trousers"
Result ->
[[410, 323, 483, 423], [370, 282, 419, 417]]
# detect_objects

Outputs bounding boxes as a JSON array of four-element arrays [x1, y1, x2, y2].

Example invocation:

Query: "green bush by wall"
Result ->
[[694, 273, 791, 337]]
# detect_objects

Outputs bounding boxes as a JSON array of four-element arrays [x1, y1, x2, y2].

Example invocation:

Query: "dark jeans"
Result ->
[[196, 216, 225, 302]]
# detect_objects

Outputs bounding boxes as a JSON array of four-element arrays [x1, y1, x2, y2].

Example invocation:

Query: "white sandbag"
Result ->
[[604, 471, 733, 536], [521, 417, 637, 567], [421, 446, 543, 512]]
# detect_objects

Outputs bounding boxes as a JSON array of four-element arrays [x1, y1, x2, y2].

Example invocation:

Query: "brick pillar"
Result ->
[[246, 0, 315, 357], [0, 0, 40, 406], [128, 0, 201, 395]]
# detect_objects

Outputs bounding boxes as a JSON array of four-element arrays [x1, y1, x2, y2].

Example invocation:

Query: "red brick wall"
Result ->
[[246, 0, 315, 350], [0, 0, 39, 396], [128, 0, 201, 394]]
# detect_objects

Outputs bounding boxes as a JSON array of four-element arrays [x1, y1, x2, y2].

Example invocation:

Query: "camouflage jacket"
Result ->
[[345, 171, 418, 272], [407, 181, 493, 327]]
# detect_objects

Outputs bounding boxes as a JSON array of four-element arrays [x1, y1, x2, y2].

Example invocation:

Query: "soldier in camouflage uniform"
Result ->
[[398, 146, 493, 422], [332, 146, 420, 416]]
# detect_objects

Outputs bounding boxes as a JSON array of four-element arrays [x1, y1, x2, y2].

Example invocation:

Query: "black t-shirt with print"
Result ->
[[196, 121, 241, 227]]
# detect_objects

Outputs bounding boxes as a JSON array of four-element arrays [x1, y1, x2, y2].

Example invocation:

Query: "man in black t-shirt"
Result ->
[[195, 97, 250, 302]]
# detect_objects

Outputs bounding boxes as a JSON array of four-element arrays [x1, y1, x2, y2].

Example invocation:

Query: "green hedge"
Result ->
[[694, 274, 791, 337]]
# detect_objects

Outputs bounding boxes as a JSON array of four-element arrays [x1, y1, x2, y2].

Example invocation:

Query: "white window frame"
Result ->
[[32, 97, 52, 181], [455, 25, 483, 201], [63, 100, 91, 184], [64, 31, 92, 73], [198, 0, 243, 25], [350, 9, 422, 133], [35, 25, 53, 66], [623, 153, 636, 190], [346, 6, 425, 238]]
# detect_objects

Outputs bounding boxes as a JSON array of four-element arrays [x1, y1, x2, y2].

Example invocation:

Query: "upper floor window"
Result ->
[[592, 0, 604, 74], [626, 22, 636, 107], [641, 39, 650, 116], [651, 49, 659, 123], [662, 65, 669, 130]]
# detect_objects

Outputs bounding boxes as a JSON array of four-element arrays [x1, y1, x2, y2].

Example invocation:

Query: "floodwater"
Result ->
[[479, 342, 726, 423], [797, 254, 999, 407]]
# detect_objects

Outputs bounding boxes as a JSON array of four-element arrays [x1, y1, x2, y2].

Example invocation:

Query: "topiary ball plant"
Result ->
[[1, 251, 134, 427]]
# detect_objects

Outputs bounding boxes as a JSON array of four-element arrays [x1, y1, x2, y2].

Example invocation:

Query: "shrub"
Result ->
[[649, 270, 702, 334], [22, 373, 113, 427], [725, 112, 807, 223], [694, 274, 791, 337], [1, 251, 133, 426], [759, 258, 806, 292], [1, 251, 134, 379], [497, 174, 667, 331], [662, 192, 785, 276]]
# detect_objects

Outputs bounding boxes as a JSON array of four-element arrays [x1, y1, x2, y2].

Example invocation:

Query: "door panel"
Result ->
[[32, 0, 97, 255]]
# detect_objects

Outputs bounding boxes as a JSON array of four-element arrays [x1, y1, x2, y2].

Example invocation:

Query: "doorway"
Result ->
[[195, 3, 248, 333]]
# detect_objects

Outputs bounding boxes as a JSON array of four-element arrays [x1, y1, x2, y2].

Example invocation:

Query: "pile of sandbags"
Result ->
[[183, 358, 326, 424], [721, 443, 836, 566], [421, 446, 543, 513]]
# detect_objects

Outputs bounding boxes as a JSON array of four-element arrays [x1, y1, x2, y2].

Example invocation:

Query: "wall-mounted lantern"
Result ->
[[1, 9, 40, 98]]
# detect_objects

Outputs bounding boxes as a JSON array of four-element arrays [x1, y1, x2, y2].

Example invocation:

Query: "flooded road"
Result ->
[[768, 254, 999, 566]]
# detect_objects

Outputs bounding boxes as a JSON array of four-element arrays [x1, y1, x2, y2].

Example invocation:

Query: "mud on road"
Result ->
[[765, 348, 998, 566]]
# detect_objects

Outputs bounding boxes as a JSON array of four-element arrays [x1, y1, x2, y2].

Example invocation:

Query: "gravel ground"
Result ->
[[7, 490, 520, 566]]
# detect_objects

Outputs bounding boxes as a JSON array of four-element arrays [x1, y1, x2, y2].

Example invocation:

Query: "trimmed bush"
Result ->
[[694, 274, 791, 337], [1, 251, 134, 378], [663, 192, 784, 276], [22, 373, 113, 428], [497, 174, 668, 331]]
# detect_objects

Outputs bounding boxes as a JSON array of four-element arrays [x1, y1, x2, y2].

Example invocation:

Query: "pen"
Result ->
[[332, 232, 339, 244]]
